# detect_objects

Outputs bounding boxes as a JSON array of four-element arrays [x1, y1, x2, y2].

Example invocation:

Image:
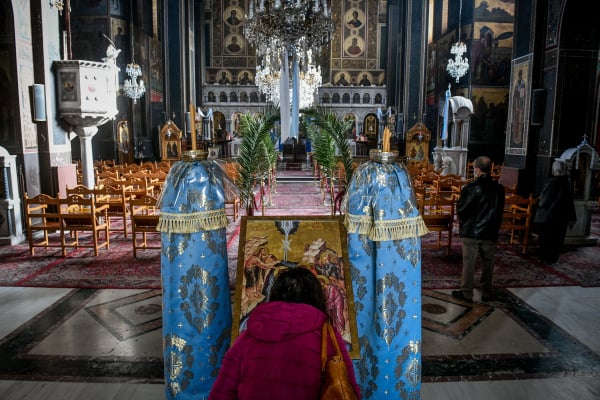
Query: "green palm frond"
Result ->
[[237, 110, 279, 209], [309, 125, 337, 177], [305, 107, 355, 189]]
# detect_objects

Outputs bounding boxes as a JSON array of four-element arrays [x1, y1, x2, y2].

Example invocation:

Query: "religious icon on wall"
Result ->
[[344, 36, 363, 57], [506, 54, 532, 155], [225, 34, 243, 54], [365, 114, 377, 136], [224, 6, 243, 26], [345, 9, 364, 29]]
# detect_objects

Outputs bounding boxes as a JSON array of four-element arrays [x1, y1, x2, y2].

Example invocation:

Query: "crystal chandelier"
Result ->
[[446, 0, 469, 83], [299, 58, 322, 108], [245, 0, 332, 67], [246, 1, 331, 140], [256, 52, 322, 109], [123, 6, 146, 104], [447, 42, 469, 82], [124, 62, 145, 104], [255, 61, 282, 104]]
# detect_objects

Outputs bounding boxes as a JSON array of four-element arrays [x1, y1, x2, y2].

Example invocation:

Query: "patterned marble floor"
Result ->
[[0, 285, 598, 399]]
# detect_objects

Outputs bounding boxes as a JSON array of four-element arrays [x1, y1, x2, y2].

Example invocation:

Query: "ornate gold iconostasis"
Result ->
[[405, 122, 431, 161], [205, 1, 385, 87], [160, 119, 183, 161]]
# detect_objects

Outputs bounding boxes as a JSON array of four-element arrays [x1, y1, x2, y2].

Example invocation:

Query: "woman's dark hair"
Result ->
[[268, 267, 327, 314]]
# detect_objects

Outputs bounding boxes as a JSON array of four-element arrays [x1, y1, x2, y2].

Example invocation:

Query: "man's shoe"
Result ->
[[451, 290, 473, 303]]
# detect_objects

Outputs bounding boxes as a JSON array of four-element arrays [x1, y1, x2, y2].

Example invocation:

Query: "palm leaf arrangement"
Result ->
[[236, 109, 280, 214], [304, 107, 355, 212]]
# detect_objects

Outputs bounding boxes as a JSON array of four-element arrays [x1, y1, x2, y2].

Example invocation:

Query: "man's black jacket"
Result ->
[[457, 174, 505, 241]]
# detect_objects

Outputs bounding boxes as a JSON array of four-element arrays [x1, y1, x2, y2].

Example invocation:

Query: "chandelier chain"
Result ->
[[123, 2, 146, 103], [446, 0, 469, 83]]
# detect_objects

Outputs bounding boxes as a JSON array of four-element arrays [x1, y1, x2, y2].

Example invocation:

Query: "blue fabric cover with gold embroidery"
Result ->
[[158, 159, 231, 399], [343, 158, 428, 399]]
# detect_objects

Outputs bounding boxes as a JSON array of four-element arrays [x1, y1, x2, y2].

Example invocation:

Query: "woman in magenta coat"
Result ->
[[208, 267, 360, 400]]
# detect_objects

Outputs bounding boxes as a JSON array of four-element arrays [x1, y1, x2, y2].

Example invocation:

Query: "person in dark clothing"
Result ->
[[452, 156, 505, 303], [533, 159, 576, 263]]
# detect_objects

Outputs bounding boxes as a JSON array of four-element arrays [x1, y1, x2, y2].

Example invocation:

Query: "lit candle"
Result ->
[[383, 127, 391, 152], [190, 103, 196, 150]]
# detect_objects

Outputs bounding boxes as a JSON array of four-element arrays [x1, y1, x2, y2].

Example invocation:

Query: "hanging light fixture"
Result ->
[[245, 1, 331, 140], [245, 0, 331, 100], [446, 0, 469, 83], [245, 0, 332, 67], [123, 7, 145, 104], [255, 60, 282, 105], [255, 51, 322, 108], [124, 62, 145, 104], [298, 51, 322, 108]]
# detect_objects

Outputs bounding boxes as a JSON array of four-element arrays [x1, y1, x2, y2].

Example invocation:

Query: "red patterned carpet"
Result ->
[[1, 177, 598, 290]]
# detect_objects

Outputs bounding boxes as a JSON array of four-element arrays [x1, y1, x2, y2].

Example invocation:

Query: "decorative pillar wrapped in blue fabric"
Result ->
[[157, 151, 231, 400], [343, 150, 429, 399]]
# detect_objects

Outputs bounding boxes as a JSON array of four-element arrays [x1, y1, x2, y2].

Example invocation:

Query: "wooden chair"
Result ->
[[140, 161, 156, 170], [155, 161, 171, 170], [101, 160, 115, 169], [23, 193, 62, 255], [96, 176, 127, 189], [411, 171, 434, 203], [418, 194, 456, 254], [125, 163, 143, 173], [130, 195, 161, 257], [95, 170, 120, 186], [59, 194, 110, 256], [432, 175, 463, 200], [144, 170, 168, 194], [64, 185, 98, 239], [66, 184, 96, 199], [500, 194, 538, 254], [94, 184, 133, 238], [124, 176, 155, 199]]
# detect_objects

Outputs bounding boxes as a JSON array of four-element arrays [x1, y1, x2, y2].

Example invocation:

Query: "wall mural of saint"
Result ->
[[345, 9, 364, 29], [344, 36, 364, 57]]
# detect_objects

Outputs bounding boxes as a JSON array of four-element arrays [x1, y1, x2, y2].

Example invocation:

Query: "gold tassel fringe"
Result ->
[[345, 213, 430, 241], [157, 209, 228, 233]]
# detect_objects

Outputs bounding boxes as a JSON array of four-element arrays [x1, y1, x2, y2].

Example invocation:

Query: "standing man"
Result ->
[[453, 156, 505, 303]]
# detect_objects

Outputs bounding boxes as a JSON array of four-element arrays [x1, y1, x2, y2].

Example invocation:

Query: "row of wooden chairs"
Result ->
[[68, 184, 161, 256], [416, 191, 538, 255], [24, 192, 110, 257], [24, 189, 160, 258], [92, 160, 171, 174]]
